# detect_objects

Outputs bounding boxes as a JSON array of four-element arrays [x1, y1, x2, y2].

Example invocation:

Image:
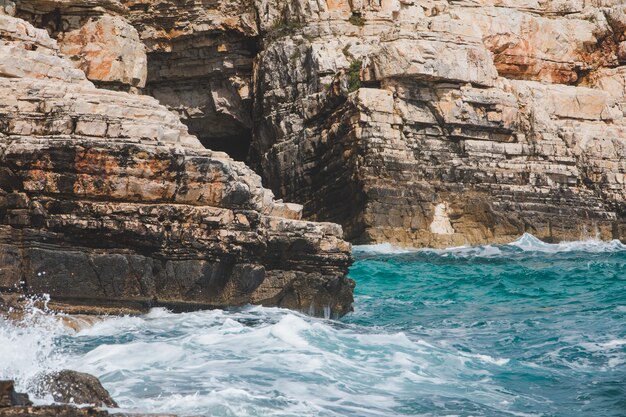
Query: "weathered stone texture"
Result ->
[[121, 0, 259, 159], [7, 0, 626, 251], [249, 0, 626, 247], [57, 15, 147, 90], [0, 12, 354, 317], [33, 370, 118, 408]]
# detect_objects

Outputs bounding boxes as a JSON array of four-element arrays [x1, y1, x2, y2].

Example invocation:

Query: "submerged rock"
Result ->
[[34, 370, 118, 408]]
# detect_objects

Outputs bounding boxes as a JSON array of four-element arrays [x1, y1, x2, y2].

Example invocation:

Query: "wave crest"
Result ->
[[353, 233, 626, 256]]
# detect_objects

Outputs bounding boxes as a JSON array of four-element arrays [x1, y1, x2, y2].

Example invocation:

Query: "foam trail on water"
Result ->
[[0, 306, 532, 417], [0, 237, 623, 417], [509, 233, 626, 253], [352, 242, 418, 255]]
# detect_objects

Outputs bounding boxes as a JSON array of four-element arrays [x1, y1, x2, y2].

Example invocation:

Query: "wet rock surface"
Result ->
[[0, 381, 32, 408], [1, 378, 177, 416], [34, 371, 118, 408]]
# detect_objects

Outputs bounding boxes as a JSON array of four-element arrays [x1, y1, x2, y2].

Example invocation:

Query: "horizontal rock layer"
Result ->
[[9, 0, 626, 249], [0, 10, 354, 317], [249, 0, 626, 247]]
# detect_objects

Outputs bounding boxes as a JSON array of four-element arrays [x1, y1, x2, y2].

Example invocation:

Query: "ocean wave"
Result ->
[[0, 305, 546, 417], [1, 241, 624, 417], [0, 301, 73, 399], [353, 233, 626, 256], [352, 243, 418, 255], [509, 233, 626, 253]]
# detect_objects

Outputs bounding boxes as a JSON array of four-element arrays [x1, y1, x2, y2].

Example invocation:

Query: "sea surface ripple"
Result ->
[[1, 234, 625, 417]]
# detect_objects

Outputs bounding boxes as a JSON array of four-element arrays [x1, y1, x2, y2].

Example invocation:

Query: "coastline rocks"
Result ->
[[0, 406, 109, 417], [34, 371, 117, 408], [119, 0, 259, 159], [56, 15, 147, 91], [0, 12, 354, 317], [0, 381, 32, 408], [1, 379, 177, 417], [7, 0, 626, 249], [0, 407, 177, 417], [248, 0, 626, 247]]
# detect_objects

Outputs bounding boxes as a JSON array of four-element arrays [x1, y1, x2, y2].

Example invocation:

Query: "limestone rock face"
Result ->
[[121, 0, 259, 159], [14, 0, 144, 91], [57, 15, 147, 90], [0, 12, 354, 318], [249, 0, 626, 247], [9, 0, 626, 249]]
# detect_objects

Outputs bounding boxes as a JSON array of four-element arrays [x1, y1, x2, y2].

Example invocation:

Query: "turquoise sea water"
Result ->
[[1, 234, 625, 417]]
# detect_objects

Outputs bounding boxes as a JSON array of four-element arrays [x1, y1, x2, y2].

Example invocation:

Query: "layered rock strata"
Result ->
[[123, 0, 259, 160], [250, 0, 626, 247], [0, 10, 354, 317], [9, 0, 626, 249]]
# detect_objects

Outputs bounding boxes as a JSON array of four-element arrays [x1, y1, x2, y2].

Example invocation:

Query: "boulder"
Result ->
[[0, 381, 31, 408], [34, 370, 117, 408]]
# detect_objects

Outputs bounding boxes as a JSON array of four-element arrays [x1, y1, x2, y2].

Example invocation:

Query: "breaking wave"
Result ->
[[1, 234, 624, 416], [354, 233, 626, 257]]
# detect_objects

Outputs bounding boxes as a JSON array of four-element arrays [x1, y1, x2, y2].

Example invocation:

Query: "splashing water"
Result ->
[[1, 234, 625, 416]]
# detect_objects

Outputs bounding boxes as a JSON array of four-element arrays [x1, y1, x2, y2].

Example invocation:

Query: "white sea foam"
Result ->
[[509, 233, 626, 253], [0, 305, 543, 417], [354, 233, 626, 255], [269, 314, 311, 348], [0, 304, 71, 397], [352, 242, 417, 254], [76, 315, 144, 337], [458, 352, 510, 366]]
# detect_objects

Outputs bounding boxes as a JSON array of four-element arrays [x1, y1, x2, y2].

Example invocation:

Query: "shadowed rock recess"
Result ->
[[0, 6, 354, 318]]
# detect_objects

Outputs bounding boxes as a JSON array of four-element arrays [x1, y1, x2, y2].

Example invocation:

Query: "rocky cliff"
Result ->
[[0, 5, 354, 318], [250, 0, 626, 247], [7, 0, 626, 252]]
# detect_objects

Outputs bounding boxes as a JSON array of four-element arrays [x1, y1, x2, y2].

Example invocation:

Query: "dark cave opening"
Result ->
[[182, 112, 253, 162], [143, 32, 259, 163], [196, 131, 253, 162]]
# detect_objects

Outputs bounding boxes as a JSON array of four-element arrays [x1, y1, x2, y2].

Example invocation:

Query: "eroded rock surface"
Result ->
[[249, 0, 626, 247], [0, 10, 353, 317], [34, 370, 117, 408], [0, 381, 32, 408], [8, 0, 626, 249]]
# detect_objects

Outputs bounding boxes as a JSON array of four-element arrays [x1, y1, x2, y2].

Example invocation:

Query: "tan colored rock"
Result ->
[[7, 0, 626, 250], [0, 12, 354, 317], [0, 1, 15, 16], [249, 0, 626, 247], [453, 5, 608, 84], [57, 15, 147, 89]]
